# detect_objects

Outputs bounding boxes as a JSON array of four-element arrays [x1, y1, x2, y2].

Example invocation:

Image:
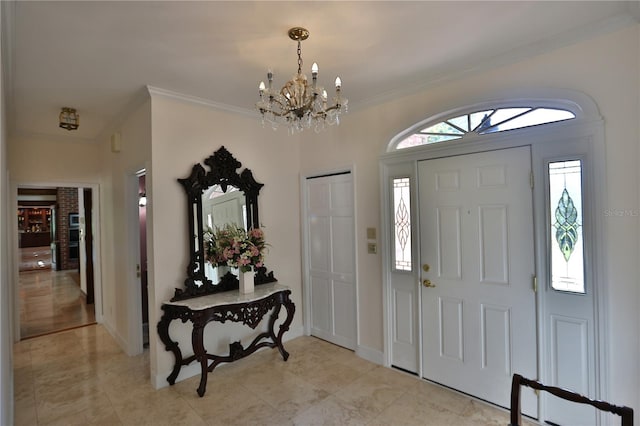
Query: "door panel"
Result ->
[[420, 146, 537, 416], [306, 173, 356, 350], [436, 206, 462, 279], [438, 296, 464, 361], [311, 276, 331, 333], [478, 205, 508, 284], [393, 289, 414, 345], [480, 304, 510, 374]]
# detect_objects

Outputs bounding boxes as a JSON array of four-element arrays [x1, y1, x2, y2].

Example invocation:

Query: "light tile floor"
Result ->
[[19, 268, 95, 338], [14, 325, 527, 425]]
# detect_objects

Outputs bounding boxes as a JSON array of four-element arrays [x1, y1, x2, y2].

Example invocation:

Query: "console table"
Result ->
[[157, 283, 295, 397]]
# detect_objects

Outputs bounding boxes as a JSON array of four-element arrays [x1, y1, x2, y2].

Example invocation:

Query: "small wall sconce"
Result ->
[[59, 107, 79, 131], [139, 192, 147, 207]]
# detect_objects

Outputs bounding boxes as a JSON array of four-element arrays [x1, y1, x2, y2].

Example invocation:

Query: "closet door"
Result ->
[[305, 172, 356, 349]]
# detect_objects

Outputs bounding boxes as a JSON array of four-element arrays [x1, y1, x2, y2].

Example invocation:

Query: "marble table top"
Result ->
[[163, 283, 290, 311]]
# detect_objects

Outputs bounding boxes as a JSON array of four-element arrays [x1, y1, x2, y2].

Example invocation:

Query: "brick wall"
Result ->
[[57, 187, 78, 271]]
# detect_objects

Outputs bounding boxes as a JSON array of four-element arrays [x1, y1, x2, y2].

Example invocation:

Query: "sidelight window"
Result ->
[[549, 160, 585, 294], [393, 177, 412, 271]]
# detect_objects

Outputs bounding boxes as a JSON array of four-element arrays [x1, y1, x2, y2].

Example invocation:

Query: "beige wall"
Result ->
[[147, 94, 302, 385], [8, 135, 102, 184]]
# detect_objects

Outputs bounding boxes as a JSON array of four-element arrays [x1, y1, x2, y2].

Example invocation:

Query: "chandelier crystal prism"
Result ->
[[256, 27, 347, 134]]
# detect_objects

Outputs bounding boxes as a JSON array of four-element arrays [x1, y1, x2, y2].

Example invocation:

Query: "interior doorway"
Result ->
[[138, 173, 149, 347], [17, 185, 98, 339]]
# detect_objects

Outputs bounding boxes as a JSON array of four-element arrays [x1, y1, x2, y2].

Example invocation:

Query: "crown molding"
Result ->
[[146, 85, 257, 118]]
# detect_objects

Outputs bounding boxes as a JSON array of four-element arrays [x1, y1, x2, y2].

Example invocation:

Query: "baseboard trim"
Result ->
[[356, 344, 384, 365], [102, 320, 129, 354]]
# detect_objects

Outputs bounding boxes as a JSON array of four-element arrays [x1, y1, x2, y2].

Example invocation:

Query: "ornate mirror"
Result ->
[[172, 146, 276, 301]]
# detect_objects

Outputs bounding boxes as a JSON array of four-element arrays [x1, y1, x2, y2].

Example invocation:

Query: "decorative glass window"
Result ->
[[393, 177, 412, 271], [549, 160, 585, 294], [396, 107, 575, 149]]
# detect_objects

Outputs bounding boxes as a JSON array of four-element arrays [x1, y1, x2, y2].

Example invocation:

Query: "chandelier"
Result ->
[[256, 27, 347, 134]]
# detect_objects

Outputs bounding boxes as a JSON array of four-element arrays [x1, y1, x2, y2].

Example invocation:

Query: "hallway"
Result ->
[[19, 265, 95, 339]]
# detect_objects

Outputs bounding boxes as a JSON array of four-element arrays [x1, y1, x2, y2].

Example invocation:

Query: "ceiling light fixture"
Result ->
[[256, 27, 347, 134], [59, 107, 79, 131]]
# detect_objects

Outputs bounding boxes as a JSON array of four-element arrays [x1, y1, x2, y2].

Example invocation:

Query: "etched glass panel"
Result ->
[[549, 160, 585, 293], [393, 177, 412, 271]]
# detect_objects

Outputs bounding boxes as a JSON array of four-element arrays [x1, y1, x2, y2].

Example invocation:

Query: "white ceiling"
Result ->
[[5, 1, 639, 142]]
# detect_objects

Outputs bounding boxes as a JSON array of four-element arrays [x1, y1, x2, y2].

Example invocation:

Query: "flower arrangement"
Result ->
[[204, 224, 267, 272]]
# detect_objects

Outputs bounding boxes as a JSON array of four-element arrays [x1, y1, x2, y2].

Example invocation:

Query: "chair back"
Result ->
[[509, 374, 633, 426]]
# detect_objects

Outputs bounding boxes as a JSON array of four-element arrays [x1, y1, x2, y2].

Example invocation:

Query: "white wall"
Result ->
[[299, 24, 640, 409], [147, 93, 303, 387], [97, 97, 151, 352]]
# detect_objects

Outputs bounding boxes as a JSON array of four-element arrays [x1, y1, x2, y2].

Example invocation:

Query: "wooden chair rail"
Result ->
[[509, 374, 634, 426]]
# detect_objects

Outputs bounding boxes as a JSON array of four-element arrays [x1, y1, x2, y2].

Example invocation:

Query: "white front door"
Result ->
[[305, 172, 356, 349], [419, 146, 537, 415]]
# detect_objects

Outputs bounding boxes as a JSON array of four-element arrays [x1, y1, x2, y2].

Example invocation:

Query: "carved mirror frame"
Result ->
[[172, 146, 276, 301]]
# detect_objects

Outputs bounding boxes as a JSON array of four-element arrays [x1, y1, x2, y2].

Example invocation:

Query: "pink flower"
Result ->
[[250, 228, 264, 239]]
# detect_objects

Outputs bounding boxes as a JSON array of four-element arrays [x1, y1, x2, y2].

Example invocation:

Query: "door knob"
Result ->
[[422, 279, 436, 288]]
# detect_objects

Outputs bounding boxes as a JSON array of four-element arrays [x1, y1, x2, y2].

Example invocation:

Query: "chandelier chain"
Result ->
[[297, 41, 303, 75]]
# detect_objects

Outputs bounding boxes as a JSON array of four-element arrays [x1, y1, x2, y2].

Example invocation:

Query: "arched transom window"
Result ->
[[395, 107, 575, 150]]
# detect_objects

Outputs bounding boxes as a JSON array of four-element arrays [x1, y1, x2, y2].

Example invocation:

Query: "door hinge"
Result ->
[[533, 275, 538, 293], [530, 171, 534, 189]]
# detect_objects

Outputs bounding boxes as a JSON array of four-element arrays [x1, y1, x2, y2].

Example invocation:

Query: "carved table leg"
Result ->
[[275, 291, 296, 361], [192, 320, 209, 397], [266, 302, 286, 360], [157, 306, 183, 385]]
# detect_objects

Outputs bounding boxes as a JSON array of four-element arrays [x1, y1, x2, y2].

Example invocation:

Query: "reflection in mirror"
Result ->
[[172, 146, 276, 301], [203, 185, 246, 230], [202, 185, 246, 282]]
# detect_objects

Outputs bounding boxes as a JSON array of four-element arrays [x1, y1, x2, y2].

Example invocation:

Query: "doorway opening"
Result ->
[[17, 185, 98, 339], [138, 172, 149, 348]]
